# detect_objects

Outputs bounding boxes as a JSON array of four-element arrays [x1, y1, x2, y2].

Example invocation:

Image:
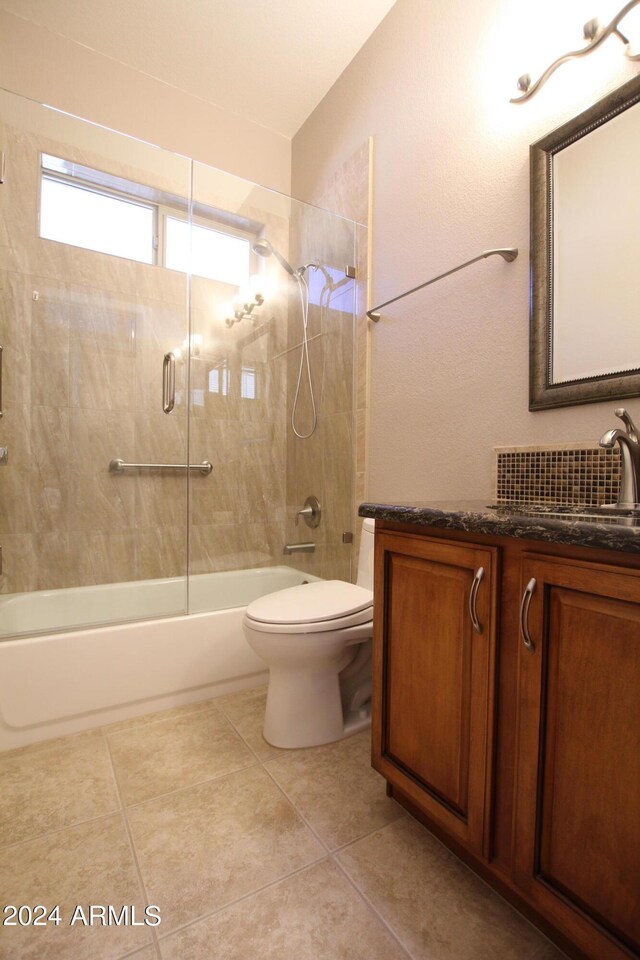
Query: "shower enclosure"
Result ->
[[0, 87, 360, 648]]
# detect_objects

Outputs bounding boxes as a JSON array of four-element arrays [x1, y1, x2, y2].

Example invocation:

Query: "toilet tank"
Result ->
[[356, 518, 375, 591]]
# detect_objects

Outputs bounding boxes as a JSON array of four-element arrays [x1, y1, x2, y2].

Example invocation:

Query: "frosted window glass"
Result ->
[[165, 216, 250, 286], [40, 177, 154, 264]]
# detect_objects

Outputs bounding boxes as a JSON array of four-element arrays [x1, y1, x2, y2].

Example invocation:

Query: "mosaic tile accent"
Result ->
[[495, 445, 621, 507]]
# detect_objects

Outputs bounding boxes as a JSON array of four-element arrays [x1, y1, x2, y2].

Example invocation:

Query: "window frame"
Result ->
[[39, 154, 258, 285]]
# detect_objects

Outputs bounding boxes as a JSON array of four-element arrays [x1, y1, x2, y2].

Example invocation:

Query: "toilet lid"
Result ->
[[246, 580, 373, 626]]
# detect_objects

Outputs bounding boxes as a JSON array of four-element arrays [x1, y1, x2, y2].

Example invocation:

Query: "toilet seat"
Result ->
[[244, 580, 373, 635]]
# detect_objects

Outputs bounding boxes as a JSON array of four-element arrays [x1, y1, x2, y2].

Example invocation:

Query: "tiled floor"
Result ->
[[0, 687, 566, 960]]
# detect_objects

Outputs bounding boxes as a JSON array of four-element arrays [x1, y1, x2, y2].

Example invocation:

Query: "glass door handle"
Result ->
[[162, 351, 175, 414]]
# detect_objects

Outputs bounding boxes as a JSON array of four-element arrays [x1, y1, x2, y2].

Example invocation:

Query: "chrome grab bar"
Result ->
[[468, 566, 484, 634], [162, 351, 176, 414], [283, 542, 315, 554], [109, 458, 212, 476], [519, 578, 537, 652]]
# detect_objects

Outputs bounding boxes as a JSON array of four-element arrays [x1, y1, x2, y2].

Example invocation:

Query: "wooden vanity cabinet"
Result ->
[[513, 554, 640, 960], [371, 523, 640, 960], [371, 531, 498, 858]]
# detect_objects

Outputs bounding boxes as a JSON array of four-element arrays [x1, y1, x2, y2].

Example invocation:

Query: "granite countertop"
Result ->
[[358, 499, 640, 554]]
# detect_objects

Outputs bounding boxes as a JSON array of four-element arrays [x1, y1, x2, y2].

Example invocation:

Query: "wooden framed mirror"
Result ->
[[529, 73, 640, 410]]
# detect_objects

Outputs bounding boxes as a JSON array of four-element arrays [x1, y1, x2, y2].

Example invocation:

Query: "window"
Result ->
[[165, 217, 250, 286], [209, 363, 231, 396], [40, 175, 155, 264], [39, 154, 252, 287], [241, 366, 257, 400]]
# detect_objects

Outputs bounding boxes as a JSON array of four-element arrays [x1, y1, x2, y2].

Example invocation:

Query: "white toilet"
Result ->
[[243, 519, 375, 748]]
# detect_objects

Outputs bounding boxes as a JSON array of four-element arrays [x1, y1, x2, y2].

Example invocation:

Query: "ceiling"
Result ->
[[1, 0, 398, 137]]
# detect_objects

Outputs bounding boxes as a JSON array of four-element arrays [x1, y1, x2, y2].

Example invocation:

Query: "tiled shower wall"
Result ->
[[284, 141, 370, 583], [0, 118, 292, 593]]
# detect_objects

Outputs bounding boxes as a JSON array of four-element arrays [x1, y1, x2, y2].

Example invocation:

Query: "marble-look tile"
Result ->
[[0, 270, 32, 406], [78, 530, 138, 585], [137, 524, 187, 581], [0, 814, 151, 960], [69, 470, 136, 534], [265, 730, 401, 850], [337, 817, 567, 960], [158, 859, 407, 960], [0, 729, 119, 847], [216, 687, 285, 762], [135, 474, 188, 530], [127, 765, 325, 932], [69, 408, 136, 473], [107, 703, 257, 805], [0, 533, 37, 595], [69, 341, 135, 411]]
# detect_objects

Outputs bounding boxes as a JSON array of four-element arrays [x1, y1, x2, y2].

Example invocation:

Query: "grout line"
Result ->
[[0, 807, 122, 852], [122, 755, 260, 812], [155, 854, 330, 944], [102, 698, 220, 738], [259, 761, 332, 854], [331, 851, 415, 960], [103, 730, 163, 960]]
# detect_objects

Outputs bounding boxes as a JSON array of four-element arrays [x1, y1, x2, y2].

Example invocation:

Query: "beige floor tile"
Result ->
[[216, 687, 286, 762], [0, 814, 152, 960], [107, 704, 257, 805], [103, 698, 218, 735], [158, 859, 408, 960], [337, 817, 567, 960], [127, 765, 325, 933], [264, 730, 402, 849], [0, 730, 119, 847]]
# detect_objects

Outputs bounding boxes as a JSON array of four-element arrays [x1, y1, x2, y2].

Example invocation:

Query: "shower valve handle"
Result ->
[[295, 496, 321, 528]]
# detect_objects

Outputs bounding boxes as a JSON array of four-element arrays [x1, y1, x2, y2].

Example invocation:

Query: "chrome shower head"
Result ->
[[251, 238, 296, 277]]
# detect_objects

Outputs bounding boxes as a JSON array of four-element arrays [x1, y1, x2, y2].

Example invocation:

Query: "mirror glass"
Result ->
[[530, 74, 640, 409]]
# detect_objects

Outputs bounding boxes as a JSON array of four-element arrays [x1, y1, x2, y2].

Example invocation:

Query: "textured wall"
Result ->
[[291, 0, 640, 503]]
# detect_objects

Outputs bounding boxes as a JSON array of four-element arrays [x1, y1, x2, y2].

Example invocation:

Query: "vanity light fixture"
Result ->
[[512, 0, 640, 103], [225, 292, 264, 328]]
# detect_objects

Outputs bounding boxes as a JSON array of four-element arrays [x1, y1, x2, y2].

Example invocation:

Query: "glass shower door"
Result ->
[[187, 160, 357, 612], [0, 88, 192, 638]]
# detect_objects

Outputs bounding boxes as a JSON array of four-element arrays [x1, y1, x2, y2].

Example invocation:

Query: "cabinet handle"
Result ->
[[162, 351, 176, 414], [468, 566, 484, 634], [519, 577, 537, 652]]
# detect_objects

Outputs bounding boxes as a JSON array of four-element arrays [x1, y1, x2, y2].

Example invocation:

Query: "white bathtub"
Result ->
[[0, 566, 319, 751]]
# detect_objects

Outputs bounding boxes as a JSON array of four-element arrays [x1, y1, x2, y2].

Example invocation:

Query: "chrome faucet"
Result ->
[[599, 408, 640, 507]]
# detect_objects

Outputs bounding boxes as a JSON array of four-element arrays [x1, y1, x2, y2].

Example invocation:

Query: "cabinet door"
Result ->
[[513, 555, 640, 960], [372, 532, 498, 857]]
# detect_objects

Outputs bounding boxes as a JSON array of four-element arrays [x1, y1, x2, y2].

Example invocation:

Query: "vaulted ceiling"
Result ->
[[1, 0, 398, 136]]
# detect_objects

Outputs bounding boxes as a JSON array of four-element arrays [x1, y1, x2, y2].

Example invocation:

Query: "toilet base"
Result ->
[[262, 666, 371, 749]]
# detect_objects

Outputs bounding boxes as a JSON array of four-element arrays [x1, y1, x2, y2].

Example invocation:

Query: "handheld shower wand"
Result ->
[[251, 238, 297, 277]]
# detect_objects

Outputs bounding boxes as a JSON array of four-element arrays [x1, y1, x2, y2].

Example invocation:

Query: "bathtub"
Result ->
[[0, 566, 319, 751]]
